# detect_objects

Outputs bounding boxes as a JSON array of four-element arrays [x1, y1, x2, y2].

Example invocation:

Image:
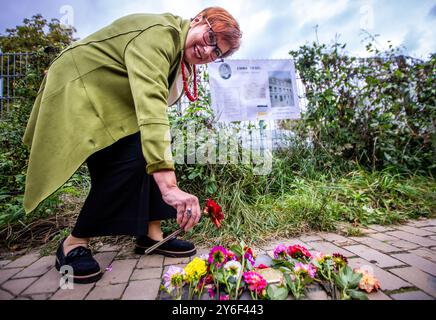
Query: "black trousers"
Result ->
[[71, 132, 177, 238]]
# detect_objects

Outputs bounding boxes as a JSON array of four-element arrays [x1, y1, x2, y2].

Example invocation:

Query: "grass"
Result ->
[[342, 226, 365, 237], [174, 167, 436, 248], [0, 169, 90, 255]]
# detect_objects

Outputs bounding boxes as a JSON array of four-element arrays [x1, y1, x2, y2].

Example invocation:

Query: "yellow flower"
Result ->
[[184, 257, 207, 283]]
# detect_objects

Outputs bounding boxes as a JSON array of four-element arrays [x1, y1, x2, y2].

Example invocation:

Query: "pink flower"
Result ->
[[294, 262, 317, 278], [208, 246, 228, 266], [311, 251, 325, 261], [273, 244, 288, 259], [219, 295, 230, 300], [243, 271, 267, 294]]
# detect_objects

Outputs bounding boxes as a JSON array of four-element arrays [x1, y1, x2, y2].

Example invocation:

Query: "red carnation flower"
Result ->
[[287, 245, 312, 260], [204, 274, 214, 285], [203, 199, 224, 229]]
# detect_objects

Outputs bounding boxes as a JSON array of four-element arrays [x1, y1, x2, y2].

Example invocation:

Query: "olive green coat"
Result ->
[[22, 13, 191, 213]]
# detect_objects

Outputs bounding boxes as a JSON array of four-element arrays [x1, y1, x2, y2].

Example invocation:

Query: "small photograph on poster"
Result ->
[[219, 63, 232, 80], [268, 71, 295, 107]]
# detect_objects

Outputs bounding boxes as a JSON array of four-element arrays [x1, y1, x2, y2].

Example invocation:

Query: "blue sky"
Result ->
[[1, 0, 435, 59]]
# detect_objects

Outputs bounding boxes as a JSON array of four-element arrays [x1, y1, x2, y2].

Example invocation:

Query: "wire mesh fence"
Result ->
[[0, 52, 34, 118]]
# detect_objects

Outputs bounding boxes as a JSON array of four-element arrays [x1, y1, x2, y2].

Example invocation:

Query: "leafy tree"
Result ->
[[0, 13, 76, 53]]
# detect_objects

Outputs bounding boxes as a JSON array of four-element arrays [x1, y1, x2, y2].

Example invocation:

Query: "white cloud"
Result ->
[[6, 0, 433, 59], [290, 0, 350, 28]]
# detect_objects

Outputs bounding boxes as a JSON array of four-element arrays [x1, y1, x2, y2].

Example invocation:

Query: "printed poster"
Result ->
[[209, 59, 301, 122]]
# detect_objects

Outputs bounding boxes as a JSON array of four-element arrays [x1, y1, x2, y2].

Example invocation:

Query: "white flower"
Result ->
[[224, 260, 242, 278], [163, 266, 185, 291]]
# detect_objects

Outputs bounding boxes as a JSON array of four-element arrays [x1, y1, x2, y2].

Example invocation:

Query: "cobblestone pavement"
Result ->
[[1, 218, 435, 300]]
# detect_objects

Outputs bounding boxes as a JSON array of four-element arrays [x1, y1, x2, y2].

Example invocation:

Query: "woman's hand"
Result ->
[[153, 171, 201, 231], [162, 187, 201, 231]]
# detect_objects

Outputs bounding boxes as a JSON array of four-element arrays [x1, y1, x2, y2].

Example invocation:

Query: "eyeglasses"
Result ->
[[203, 18, 223, 60]]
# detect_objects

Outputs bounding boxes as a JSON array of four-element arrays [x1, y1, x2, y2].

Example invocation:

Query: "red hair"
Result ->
[[197, 7, 242, 58]]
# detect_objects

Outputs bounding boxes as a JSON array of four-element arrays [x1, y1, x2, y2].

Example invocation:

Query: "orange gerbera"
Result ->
[[354, 268, 381, 293]]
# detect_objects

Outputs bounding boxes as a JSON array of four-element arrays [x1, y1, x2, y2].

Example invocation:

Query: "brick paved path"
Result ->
[[1, 218, 435, 300]]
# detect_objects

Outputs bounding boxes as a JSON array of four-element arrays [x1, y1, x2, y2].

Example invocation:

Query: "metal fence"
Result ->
[[0, 52, 33, 117]]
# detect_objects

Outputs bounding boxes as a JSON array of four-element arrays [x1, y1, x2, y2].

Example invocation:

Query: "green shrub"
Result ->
[[290, 39, 435, 174], [0, 14, 75, 233]]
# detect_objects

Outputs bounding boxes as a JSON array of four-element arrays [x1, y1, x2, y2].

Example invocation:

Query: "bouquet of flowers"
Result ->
[[160, 239, 263, 300], [272, 244, 379, 300], [159, 200, 381, 300], [161, 241, 381, 300]]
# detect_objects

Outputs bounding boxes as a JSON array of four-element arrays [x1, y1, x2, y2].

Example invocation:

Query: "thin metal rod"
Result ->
[[143, 228, 184, 255]]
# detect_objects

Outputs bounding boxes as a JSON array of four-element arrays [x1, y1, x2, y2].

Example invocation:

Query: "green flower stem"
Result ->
[[210, 265, 220, 300], [342, 289, 350, 300], [216, 279, 220, 300], [176, 286, 183, 300], [223, 276, 232, 300], [321, 267, 337, 300], [331, 280, 337, 300], [295, 277, 303, 299], [188, 283, 194, 300], [235, 255, 245, 300], [198, 281, 205, 300]]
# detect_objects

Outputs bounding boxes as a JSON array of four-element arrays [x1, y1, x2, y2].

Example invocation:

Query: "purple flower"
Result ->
[[244, 247, 256, 266], [273, 244, 288, 259], [244, 252, 255, 266], [163, 266, 185, 290], [208, 287, 216, 299]]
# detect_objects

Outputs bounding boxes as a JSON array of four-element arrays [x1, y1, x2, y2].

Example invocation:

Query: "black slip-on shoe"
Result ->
[[55, 237, 103, 284], [134, 234, 196, 258]]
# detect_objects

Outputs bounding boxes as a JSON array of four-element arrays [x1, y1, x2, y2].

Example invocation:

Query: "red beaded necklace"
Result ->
[[181, 62, 198, 102]]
